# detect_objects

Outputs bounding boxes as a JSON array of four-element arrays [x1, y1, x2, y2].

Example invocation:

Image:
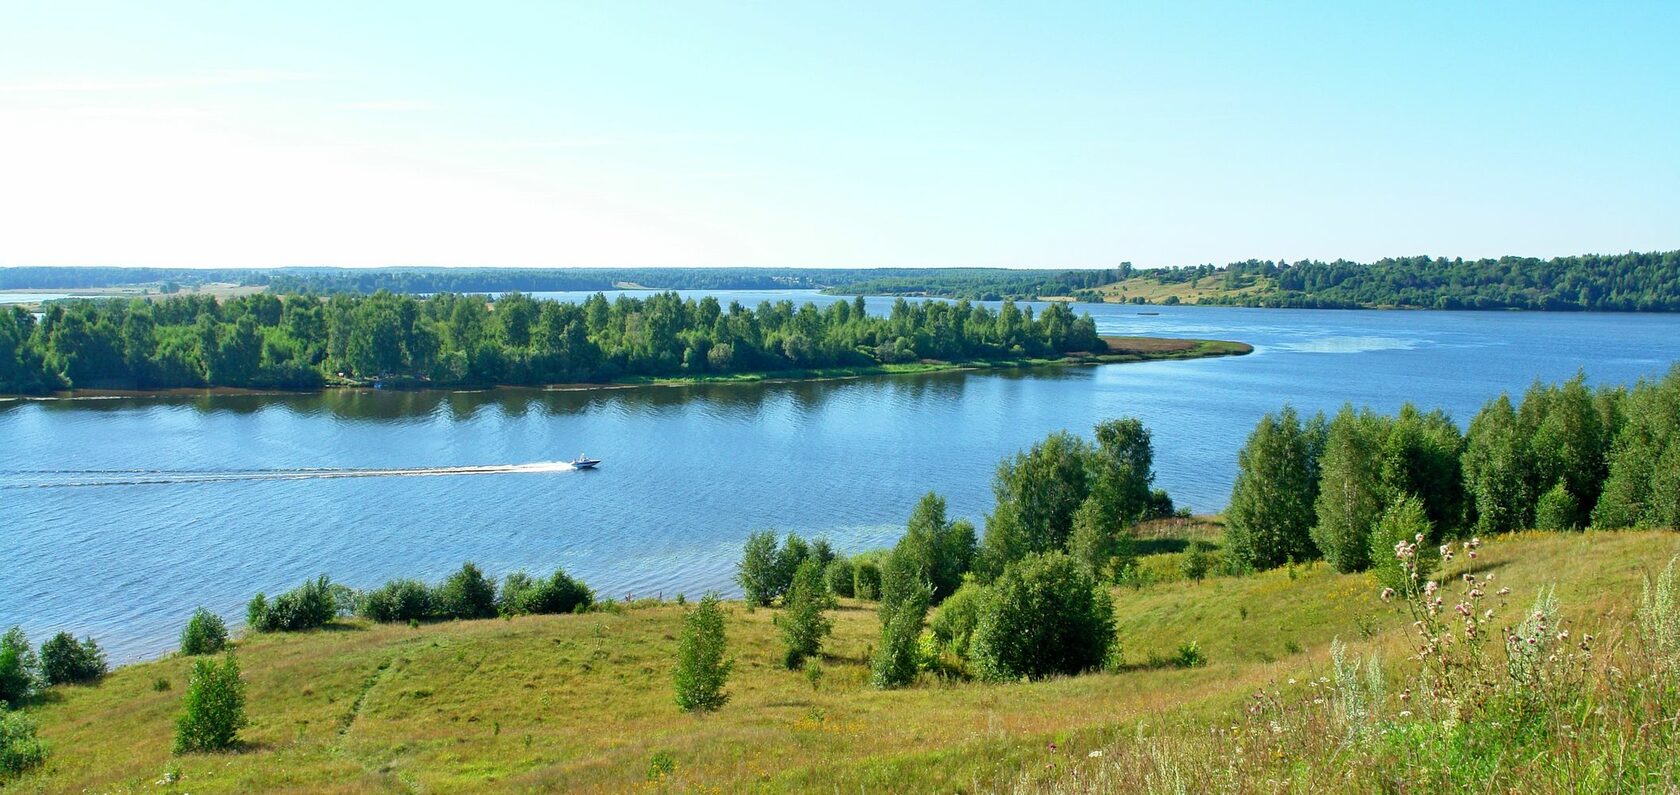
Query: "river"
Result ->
[[5, 291, 1679, 661]]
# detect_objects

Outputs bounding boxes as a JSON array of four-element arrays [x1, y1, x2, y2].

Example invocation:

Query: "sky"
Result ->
[[1, 2, 1677, 269]]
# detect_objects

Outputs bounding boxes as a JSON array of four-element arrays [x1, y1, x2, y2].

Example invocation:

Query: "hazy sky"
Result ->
[[2, 2, 1676, 269]]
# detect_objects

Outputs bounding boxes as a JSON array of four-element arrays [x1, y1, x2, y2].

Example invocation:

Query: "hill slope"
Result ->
[[9, 530, 1678, 793]]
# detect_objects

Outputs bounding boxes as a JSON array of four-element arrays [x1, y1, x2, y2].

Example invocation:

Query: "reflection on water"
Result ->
[[5, 297, 1680, 663]]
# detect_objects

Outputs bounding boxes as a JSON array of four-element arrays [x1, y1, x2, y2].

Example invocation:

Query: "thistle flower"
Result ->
[[1381, 587, 1396, 602]]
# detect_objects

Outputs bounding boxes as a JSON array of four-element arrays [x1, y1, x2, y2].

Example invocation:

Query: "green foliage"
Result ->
[[851, 556, 883, 601], [0, 628, 38, 707], [499, 569, 594, 616], [1, 287, 1106, 392], [432, 563, 498, 620], [970, 552, 1116, 681], [39, 632, 106, 686], [1463, 394, 1534, 534], [1067, 498, 1137, 581], [871, 553, 932, 689], [980, 431, 1092, 573], [247, 575, 340, 632], [823, 558, 855, 598], [1379, 404, 1466, 534], [1369, 493, 1437, 592], [646, 750, 676, 781], [1172, 640, 1207, 668], [929, 578, 988, 661], [1594, 366, 1680, 529], [357, 579, 434, 623], [777, 559, 835, 669], [737, 531, 811, 607], [1534, 481, 1580, 531], [180, 608, 229, 656], [173, 653, 247, 754], [1311, 405, 1388, 572], [0, 708, 47, 778], [1180, 540, 1214, 582], [673, 593, 732, 713], [1638, 557, 1680, 676], [1226, 406, 1323, 570], [894, 493, 976, 603]]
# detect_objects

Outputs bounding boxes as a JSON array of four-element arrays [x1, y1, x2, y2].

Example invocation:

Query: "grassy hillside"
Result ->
[[7, 528, 1676, 793]]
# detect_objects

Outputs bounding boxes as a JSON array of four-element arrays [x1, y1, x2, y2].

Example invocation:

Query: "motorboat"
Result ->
[[570, 453, 601, 470]]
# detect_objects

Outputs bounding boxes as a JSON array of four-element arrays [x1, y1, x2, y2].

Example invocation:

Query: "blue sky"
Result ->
[[1, 1, 1676, 268]]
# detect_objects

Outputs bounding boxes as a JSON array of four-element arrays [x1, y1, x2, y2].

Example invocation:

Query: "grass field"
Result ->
[[7, 528, 1676, 793]]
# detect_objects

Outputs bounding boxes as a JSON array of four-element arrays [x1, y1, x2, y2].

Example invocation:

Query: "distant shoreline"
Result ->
[[2, 336, 1252, 401]]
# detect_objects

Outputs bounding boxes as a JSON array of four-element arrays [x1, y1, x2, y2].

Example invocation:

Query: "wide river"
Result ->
[[6, 291, 1680, 662]]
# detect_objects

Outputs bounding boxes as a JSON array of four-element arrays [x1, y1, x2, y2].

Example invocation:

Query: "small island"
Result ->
[[0, 291, 1248, 397]]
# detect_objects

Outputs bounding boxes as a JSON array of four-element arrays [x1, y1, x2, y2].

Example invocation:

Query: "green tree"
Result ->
[[894, 493, 976, 603], [180, 608, 230, 656], [1463, 395, 1534, 534], [38, 633, 106, 686], [432, 562, 498, 620], [1312, 405, 1389, 572], [1379, 404, 1466, 535], [870, 552, 931, 689], [0, 708, 47, 777], [173, 653, 248, 754], [979, 431, 1093, 575], [1534, 481, 1580, 531], [0, 628, 38, 707], [1225, 407, 1322, 570], [970, 552, 1116, 681], [777, 559, 835, 669], [824, 558, 855, 598], [673, 593, 733, 712]]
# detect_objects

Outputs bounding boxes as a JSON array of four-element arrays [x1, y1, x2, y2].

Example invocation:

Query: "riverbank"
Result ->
[[6, 336, 1251, 400]]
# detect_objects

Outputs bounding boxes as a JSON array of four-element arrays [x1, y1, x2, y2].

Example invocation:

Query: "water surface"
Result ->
[[5, 293, 1679, 661]]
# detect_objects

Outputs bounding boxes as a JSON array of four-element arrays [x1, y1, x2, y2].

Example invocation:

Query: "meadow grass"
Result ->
[[6, 531, 1675, 793]]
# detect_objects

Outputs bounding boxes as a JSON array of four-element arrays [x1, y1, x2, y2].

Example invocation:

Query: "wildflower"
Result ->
[[1468, 550, 1477, 559], [1424, 581, 1439, 596], [1484, 609, 1494, 620], [1381, 587, 1396, 602], [1399, 710, 1412, 718], [1468, 537, 1481, 549], [1497, 587, 1511, 596], [1088, 750, 1103, 758]]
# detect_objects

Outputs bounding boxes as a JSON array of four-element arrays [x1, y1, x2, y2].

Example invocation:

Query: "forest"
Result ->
[[0, 292, 1100, 393]]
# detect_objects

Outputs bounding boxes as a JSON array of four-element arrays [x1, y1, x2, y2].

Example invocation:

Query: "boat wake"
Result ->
[[0, 461, 579, 489]]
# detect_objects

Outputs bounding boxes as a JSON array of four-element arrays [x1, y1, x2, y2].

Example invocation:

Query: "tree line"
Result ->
[[1225, 366, 1680, 578], [1103, 251, 1680, 311], [0, 291, 1100, 393]]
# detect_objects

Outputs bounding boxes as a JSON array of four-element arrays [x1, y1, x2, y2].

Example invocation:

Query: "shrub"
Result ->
[[0, 708, 47, 777], [1534, 480, 1580, 531], [970, 552, 1116, 681], [432, 562, 498, 620], [674, 593, 732, 712], [358, 578, 433, 623], [180, 608, 229, 656], [870, 552, 931, 689], [1173, 640, 1207, 668], [173, 654, 247, 754], [824, 558, 855, 598], [894, 493, 977, 603], [738, 531, 812, 606], [0, 628, 38, 707], [1369, 493, 1438, 594], [852, 556, 884, 601], [501, 568, 594, 616], [247, 575, 339, 632], [1638, 556, 1680, 676], [778, 559, 834, 669], [39, 633, 106, 685], [647, 750, 676, 781], [1180, 539, 1214, 582], [929, 577, 988, 661]]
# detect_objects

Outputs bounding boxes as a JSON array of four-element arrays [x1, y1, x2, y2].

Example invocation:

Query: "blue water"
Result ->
[[4, 293, 1679, 662]]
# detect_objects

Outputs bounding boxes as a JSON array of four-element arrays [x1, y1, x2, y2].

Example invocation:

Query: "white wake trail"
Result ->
[[1, 461, 581, 489]]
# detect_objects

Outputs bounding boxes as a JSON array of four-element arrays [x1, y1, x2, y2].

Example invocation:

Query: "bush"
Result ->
[[432, 562, 498, 620], [1534, 481, 1580, 531], [39, 633, 106, 685], [674, 593, 732, 712], [173, 654, 247, 754], [247, 575, 339, 632], [1180, 539, 1214, 582], [500, 568, 593, 616], [1369, 493, 1438, 593], [1173, 640, 1207, 668], [180, 608, 229, 656], [894, 493, 977, 603], [0, 628, 38, 707], [778, 559, 835, 669], [358, 578, 433, 623], [852, 554, 884, 601], [970, 552, 1116, 681], [0, 708, 47, 777], [824, 558, 855, 598], [929, 578, 988, 661], [870, 552, 931, 689]]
